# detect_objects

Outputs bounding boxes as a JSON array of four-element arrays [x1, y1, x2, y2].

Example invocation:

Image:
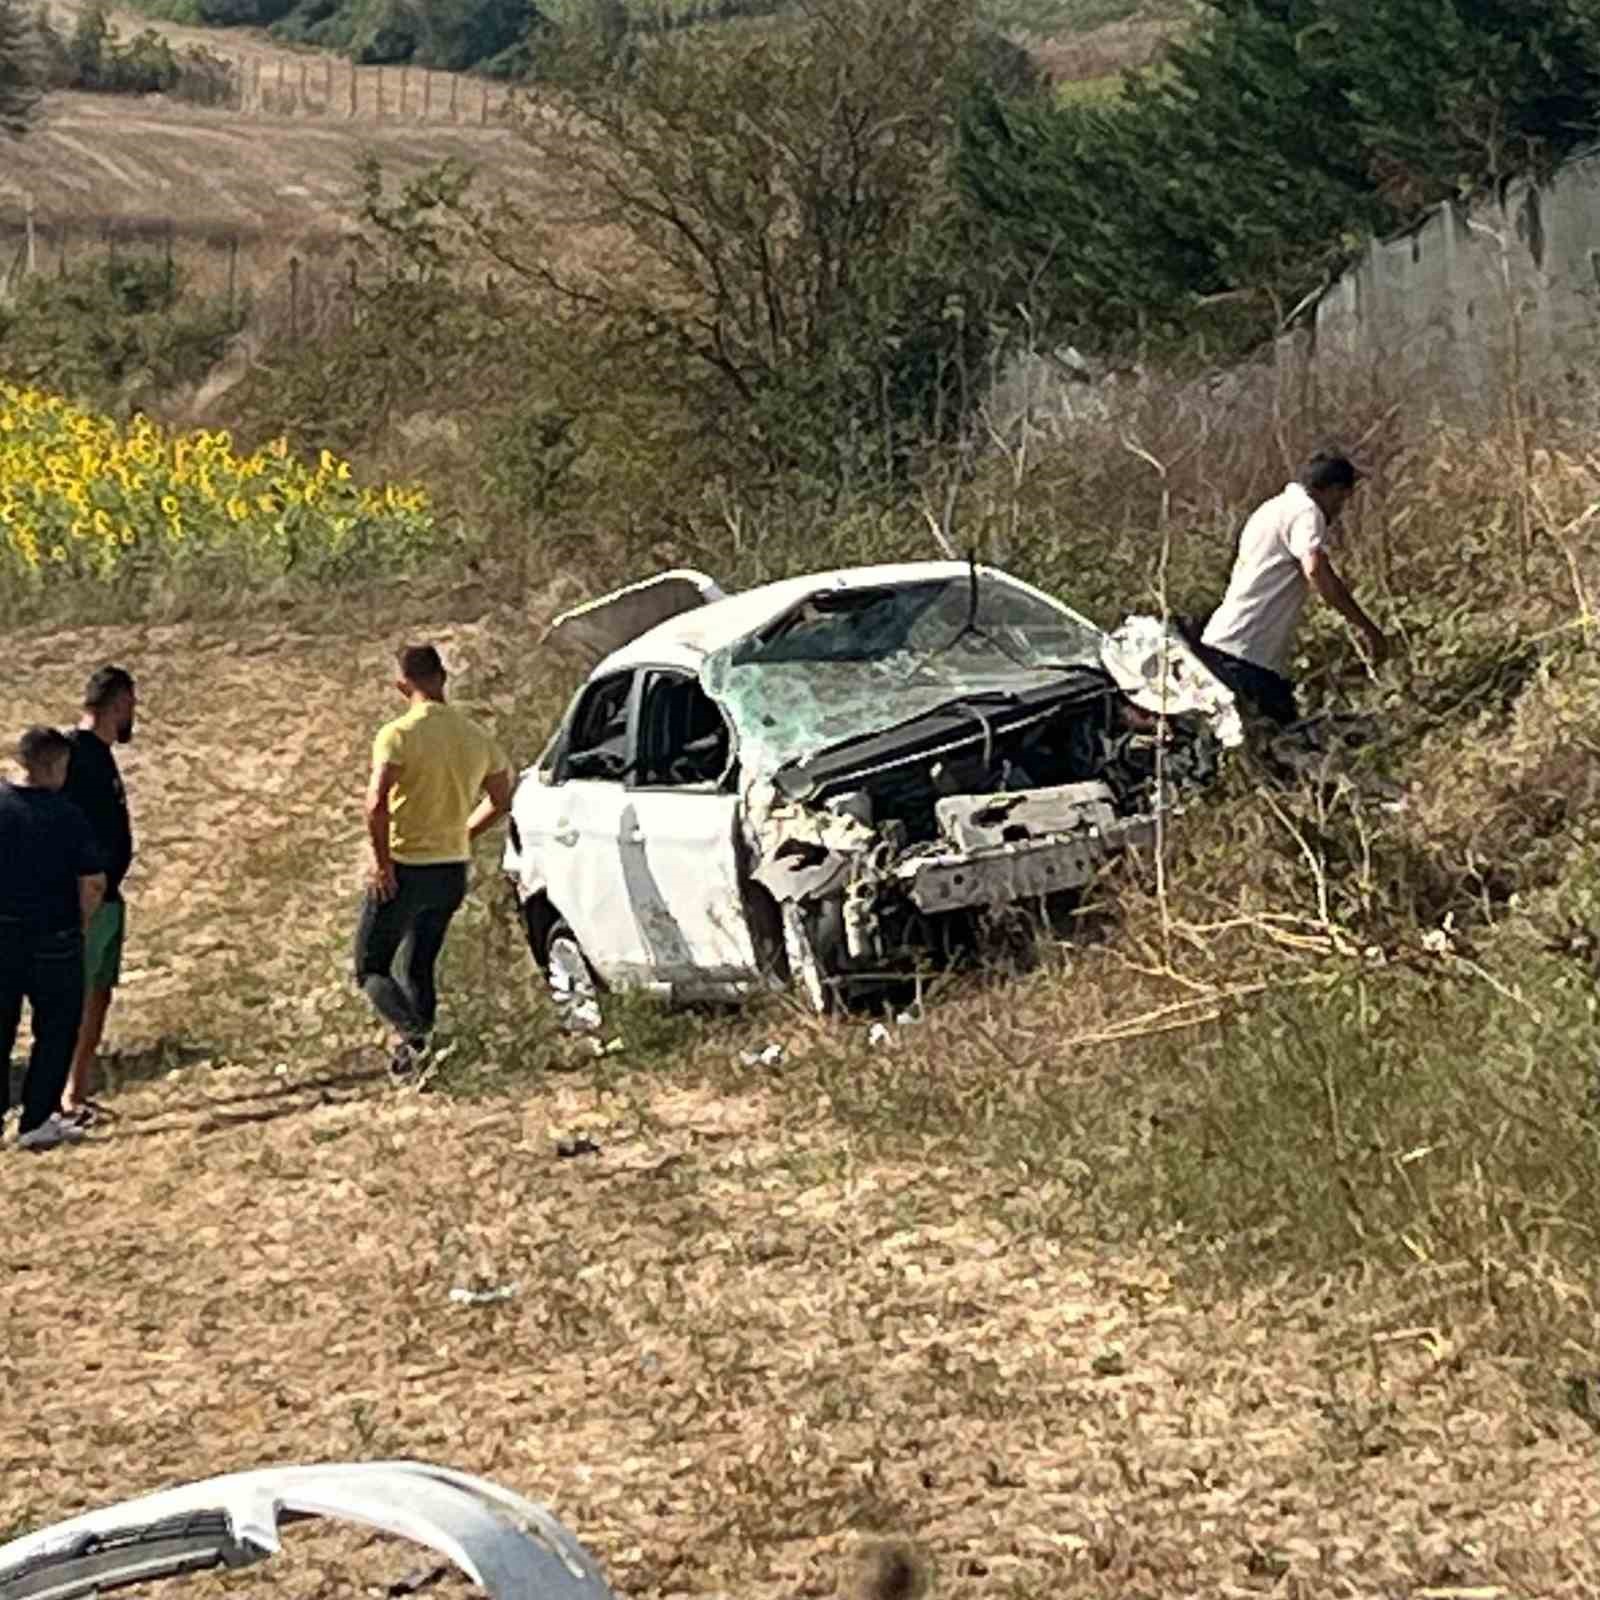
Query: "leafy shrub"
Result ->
[[960, 0, 1600, 358], [1, 0, 43, 138], [0, 257, 244, 416]]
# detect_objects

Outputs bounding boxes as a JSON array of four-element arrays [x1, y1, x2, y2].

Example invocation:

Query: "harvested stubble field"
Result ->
[[4, 596, 1600, 1599], [1, 92, 534, 234], [2, 0, 538, 282]]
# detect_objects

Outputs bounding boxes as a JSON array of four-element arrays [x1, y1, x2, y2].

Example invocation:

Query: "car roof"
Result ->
[[590, 561, 1025, 678]]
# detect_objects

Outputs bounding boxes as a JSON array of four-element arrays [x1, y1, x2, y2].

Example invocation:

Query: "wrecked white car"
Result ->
[[505, 561, 1238, 1013], [0, 1461, 617, 1599]]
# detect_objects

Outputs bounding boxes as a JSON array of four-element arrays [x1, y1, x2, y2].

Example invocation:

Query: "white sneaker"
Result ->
[[16, 1114, 87, 1151]]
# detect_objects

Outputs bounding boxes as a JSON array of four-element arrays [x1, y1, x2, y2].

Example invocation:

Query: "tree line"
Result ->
[[962, 0, 1600, 355], [0, 0, 235, 115]]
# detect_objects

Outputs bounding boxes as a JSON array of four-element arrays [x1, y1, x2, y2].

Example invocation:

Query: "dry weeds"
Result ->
[[5, 602, 1600, 1598]]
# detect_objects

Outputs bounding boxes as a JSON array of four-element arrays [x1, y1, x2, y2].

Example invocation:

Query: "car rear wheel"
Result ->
[[545, 916, 603, 1033]]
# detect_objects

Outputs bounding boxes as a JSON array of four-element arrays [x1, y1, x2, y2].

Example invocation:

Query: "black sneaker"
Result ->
[[388, 1038, 429, 1080]]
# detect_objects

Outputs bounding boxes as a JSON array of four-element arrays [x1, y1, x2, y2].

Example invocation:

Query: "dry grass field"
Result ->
[[1026, 7, 1187, 83], [5, 593, 1600, 1599], [1, 89, 536, 258], [0, 0, 540, 294], [3, 92, 530, 233]]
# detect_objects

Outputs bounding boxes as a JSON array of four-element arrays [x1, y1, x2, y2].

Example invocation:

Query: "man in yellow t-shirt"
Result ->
[[354, 643, 512, 1078]]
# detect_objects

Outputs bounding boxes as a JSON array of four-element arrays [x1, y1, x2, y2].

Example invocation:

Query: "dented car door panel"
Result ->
[[546, 781, 656, 986], [626, 790, 761, 992], [533, 670, 656, 987]]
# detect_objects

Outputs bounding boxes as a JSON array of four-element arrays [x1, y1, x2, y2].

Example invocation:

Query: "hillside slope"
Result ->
[[101, 0, 1194, 76]]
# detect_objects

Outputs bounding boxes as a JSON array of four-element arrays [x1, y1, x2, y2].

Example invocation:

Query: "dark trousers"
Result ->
[[1188, 638, 1301, 728], [0, 922, 86, 1134], [352, 863, 468, 1044]]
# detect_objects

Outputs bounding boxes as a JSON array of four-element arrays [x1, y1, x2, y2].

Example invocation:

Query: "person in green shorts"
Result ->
[[58, 665, 137, 1127]]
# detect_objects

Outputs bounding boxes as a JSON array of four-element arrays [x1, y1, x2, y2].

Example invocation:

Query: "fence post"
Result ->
[[289, 254, 301, 342], [480, 79, 488, 126], [400, 65, 408, 121], [348, 62, 357, 118], [325, 56, 333, 114], [347, 257, 359, 329], [376, 66, 384, 122], [237, 53, 246, 111], [300, 59, 309, 109], [450, 71, 458, 122], [422, 67, 431, 121]]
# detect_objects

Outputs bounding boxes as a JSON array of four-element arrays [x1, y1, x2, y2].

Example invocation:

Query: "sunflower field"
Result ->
[[0, 380, 446, 594]]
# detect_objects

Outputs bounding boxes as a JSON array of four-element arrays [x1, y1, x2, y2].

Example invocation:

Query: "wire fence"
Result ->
[[0, 215, 362, 339], [0, 213, 511, 348], [197, 55, 514, 123]]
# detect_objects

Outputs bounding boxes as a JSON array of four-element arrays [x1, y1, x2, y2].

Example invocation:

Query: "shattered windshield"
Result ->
[[703, 574, 1106, 775]]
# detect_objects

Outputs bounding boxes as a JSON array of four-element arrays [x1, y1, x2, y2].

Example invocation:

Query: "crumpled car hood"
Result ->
[[0, 1461, 617, 1600]]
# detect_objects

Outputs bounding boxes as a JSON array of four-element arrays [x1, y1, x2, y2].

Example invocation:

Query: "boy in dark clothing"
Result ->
[[1, 727, 106, 1151], [59, 665, 136, 1124]]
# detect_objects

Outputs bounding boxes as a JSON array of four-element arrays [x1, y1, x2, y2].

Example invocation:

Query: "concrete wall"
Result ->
[[1308, 149, 1600, 409]]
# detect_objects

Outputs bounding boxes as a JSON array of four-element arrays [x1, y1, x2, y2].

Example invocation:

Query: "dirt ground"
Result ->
[[3, 613, 1599, 1598]]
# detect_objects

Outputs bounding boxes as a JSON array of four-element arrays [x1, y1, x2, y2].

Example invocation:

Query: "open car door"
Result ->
[[551, 570, 725, 666], [621, 668, 762, 996]]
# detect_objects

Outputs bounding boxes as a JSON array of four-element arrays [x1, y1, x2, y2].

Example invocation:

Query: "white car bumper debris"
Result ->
[[0, 1461, 618, 1600]]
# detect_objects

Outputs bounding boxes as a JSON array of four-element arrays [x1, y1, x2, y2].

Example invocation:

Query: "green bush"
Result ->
[[0, 256, 245, 415]]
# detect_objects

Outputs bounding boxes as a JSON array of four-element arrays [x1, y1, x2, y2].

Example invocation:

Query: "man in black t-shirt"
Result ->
[[1, 727, 107, 1151], [59, 665, 136, 1124]]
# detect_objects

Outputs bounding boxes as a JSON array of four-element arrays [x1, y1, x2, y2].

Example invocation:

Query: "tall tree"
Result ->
[[0, 0, 42, 138], [454, 0, 1003, 480]]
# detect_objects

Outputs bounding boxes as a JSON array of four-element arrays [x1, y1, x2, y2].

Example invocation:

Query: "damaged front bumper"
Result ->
[[751, 779, 1159, 1002], [897, 780, 1141, 913], [0, 1461, 618, 1600], [896, 822, 1151, 914]]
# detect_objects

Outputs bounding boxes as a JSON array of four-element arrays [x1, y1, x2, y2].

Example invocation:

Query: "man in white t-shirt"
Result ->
[[1195, 450, 1390, 727]]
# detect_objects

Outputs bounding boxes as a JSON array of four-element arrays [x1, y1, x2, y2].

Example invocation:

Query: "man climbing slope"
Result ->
[[1196, 450, 1391, 728]]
